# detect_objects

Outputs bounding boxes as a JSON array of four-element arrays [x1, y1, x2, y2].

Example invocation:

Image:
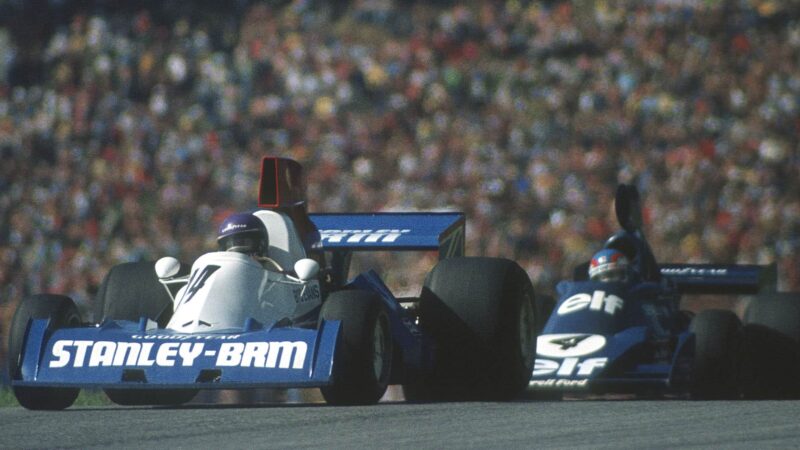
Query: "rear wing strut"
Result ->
[[659, 263, 777, 295]]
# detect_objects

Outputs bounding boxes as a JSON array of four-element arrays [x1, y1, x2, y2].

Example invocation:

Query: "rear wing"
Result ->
[[256, 157, 465, 259], [660, 263, 777, 295], [308, 212, 465, 259]]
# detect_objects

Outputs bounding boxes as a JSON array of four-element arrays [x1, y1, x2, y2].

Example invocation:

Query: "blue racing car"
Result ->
[[8, 157, 538, 409], [529, 184, 800, 399]]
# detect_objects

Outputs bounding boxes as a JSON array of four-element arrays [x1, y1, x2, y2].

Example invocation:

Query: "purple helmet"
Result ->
[[217, 213, 269, 257], [589, 249, 629, 282]]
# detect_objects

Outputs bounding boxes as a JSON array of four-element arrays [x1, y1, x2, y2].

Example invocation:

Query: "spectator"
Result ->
[[1, 1, 799, 375]]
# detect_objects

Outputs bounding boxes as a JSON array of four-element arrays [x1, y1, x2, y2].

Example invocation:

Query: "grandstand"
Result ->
[[1, 0, 799, 381]]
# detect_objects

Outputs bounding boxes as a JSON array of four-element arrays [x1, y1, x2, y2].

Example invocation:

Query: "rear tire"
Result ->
[[319, 290, 393, 405], [535, 294, 555, 335], [97, 261, 197, 406], [740, 294, 800, 399], [8, 294, 82, 410], [689, 309, 742, 399], [404, 257, 536, 401]]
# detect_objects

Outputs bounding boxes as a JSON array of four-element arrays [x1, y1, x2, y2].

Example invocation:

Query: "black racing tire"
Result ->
[[95, 261, 179, 326], [97, 261, 197, 406], [319, 290, 393, 405], [404, 257, 537, 402], [8, 294, 82, 410], [689, 309, 742, 400], [740, 293, 800, 399]]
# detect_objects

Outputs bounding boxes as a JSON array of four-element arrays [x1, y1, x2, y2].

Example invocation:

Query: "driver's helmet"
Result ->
[[603, 231, 637, 260], [217, 213, 269, 257], [588, 249, 629, 282]]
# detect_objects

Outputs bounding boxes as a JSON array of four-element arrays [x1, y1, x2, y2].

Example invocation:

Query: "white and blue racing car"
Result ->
[[8, 157, 538, 409]]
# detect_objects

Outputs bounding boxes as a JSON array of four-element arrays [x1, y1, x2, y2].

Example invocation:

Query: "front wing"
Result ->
[[529, 327, 694, 393], [13, 318, 340, 389]]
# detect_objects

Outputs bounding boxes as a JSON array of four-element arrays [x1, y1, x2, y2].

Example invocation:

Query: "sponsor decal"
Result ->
[[557, 291, 624, 316], [537, 334, 606, 358], [529, 379, 590, 388], [48, 340, 307, 369], [660, 267, 728, 276], [131, 334, 242, 340], [293, 283, 320, 304], [532, 357, 608, 377], [215, 341, 307, 369], [221, 223, 248, 233], [319, 229, 411, 244]]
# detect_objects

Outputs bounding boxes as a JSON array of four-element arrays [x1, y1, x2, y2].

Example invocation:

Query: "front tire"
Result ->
[[8, 294, 82, 410], [319, 290, 393, 405], [97, 261, 197, 406], [95, 261, 177, 326], [404, 257, 537, 401]]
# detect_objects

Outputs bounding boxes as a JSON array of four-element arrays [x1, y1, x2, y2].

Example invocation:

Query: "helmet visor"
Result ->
[[219, 233, 261, 254], [594, 267, 627, 282]]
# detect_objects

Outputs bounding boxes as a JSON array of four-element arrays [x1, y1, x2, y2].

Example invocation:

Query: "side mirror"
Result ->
[[155, 257, 182, 279], [294, 258, 320, 281]]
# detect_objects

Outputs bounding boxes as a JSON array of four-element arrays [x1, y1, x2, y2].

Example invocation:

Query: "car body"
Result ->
[[529, 184, 781, 398], [9, 157, 537, 409]]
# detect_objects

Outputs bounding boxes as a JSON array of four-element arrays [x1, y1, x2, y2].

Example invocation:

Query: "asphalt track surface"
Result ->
[[2, 393, 800, 449]]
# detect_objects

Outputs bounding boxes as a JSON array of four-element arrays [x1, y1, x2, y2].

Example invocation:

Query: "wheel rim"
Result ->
[[519, 292, 536, 368], [373, 317, 390, 382]]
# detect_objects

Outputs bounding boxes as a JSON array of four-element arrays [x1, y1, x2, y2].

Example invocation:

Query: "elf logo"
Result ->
[[557, 291, 624, 316], [532, 357, 608, 377]]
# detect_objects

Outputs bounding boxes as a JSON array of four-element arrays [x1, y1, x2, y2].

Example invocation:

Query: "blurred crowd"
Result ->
[[1, 0, 799, 351]]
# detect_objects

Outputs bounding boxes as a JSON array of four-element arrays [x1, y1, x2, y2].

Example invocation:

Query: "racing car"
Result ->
[[529, 184, 800, 399], [8, 157, 538, 409]]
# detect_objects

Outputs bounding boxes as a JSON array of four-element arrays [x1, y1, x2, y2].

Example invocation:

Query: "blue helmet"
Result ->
[[589, 248, 629, 282], [217, 213, 269, 257]]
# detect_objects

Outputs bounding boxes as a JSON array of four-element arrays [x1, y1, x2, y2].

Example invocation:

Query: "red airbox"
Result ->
[[258, 157, 306, 208]]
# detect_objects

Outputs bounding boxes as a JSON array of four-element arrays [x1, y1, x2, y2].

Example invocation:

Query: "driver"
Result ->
[[588, 248, 629, 282], [217, 212, 289, 273], [217, 212, 270, 257]]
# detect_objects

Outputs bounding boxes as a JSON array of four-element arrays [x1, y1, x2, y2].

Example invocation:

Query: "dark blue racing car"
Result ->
[[529, 184, 800, 399]]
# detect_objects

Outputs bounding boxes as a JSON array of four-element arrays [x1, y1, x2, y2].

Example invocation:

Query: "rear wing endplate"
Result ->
[[660, 263, 777, 295], [308, 212, 465, 259]]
